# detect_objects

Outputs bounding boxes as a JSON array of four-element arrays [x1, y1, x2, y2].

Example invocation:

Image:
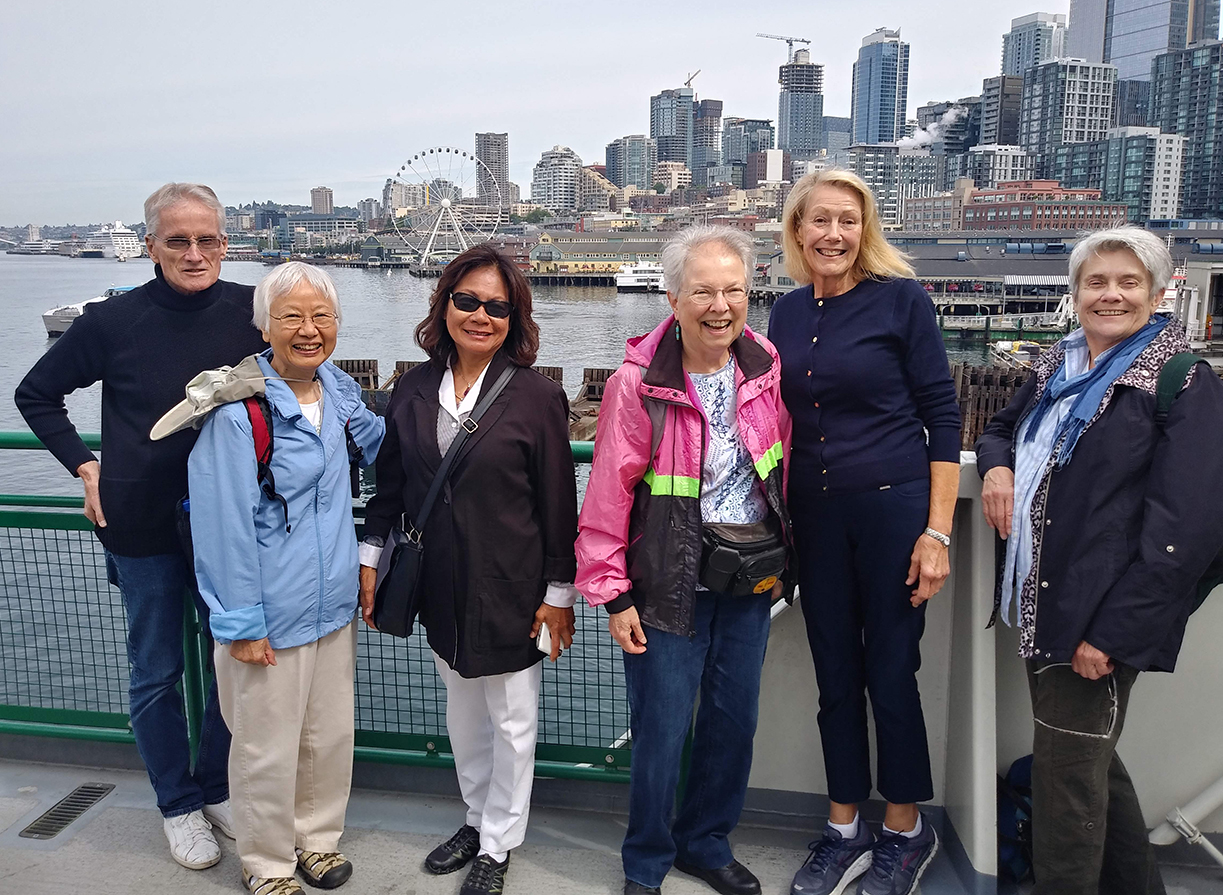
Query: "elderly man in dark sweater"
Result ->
[[15, 183, 266, 872]]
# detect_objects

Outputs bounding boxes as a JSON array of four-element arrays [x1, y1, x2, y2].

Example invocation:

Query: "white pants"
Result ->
[[216, 622, 357, 878], [433, 652, 542, 860]]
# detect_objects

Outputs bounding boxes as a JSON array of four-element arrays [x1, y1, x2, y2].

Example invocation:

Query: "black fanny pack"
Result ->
[[698, 516, 788, 597]]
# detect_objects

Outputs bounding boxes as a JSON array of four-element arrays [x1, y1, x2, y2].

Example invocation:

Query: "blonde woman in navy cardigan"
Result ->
[[769, 170, 960, 895]]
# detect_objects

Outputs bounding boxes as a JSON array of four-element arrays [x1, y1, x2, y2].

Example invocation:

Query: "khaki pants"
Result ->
[[216, 622, 357, 878]]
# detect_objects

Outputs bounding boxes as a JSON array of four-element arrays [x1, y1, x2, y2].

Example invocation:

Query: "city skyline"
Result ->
[[7, 0, 1219, 224]]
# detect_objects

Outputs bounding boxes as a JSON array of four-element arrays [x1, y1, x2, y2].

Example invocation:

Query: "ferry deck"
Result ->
[[1, 437, 1221, 895]]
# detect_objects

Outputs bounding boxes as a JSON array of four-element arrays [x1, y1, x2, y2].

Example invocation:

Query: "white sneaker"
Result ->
[[203, 799, 236, 839], [164, 810, 221, 869]]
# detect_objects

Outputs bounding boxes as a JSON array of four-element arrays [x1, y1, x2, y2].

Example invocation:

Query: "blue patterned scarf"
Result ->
[[1021, 315, 1168, 469]]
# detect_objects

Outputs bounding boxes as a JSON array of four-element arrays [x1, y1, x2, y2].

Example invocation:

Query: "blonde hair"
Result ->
[[781, 169, 914, 286]]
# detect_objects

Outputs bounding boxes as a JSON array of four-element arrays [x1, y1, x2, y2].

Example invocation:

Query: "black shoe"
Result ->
[[459, 853, 509, 895], [423, 824, 480, 875], [673, 858, 761, 895], [624, 882, 662, 895]]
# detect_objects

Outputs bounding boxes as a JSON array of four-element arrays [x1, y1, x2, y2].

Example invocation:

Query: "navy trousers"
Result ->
[[790, 479, 934, 806]]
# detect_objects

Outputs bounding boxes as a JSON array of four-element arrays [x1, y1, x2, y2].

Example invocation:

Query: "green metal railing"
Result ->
[[0, 432, 630, 783]]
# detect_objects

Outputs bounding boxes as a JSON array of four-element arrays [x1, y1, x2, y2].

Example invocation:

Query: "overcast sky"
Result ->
[[0, 0, 1086, 225]]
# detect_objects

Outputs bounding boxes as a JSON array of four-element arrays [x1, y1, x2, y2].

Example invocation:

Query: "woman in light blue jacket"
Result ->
[[187, 262, 383, 895]]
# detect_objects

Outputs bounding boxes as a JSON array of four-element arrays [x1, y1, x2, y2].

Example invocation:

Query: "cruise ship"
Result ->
[[615, 262, 666, 292], [6, 239, 62, 255], [86, 221, 143, 260]]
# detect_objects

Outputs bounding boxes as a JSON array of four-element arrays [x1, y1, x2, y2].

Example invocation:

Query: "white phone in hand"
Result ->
[[536, 621, 553, 655]]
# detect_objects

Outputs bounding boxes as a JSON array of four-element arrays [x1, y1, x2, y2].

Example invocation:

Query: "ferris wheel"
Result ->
[[388, 147, 503, 264]]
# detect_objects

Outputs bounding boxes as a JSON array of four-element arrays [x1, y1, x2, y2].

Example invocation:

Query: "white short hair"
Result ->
[[1068, 227, 1173, 302], [144, 183, 226, 237], [252, 262, 341, 331], [661, 225, 755, 294]]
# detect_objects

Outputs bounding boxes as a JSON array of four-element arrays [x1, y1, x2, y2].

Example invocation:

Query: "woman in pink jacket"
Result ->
[[577, 225, 792, 895]]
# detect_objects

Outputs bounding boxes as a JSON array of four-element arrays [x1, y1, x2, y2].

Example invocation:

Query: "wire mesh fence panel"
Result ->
[[0, 527, 130, 715]]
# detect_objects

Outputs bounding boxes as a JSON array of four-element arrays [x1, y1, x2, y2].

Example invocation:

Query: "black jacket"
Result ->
[[363, 352, 578, 678], [14, 268, 265, 556], [976, 326, 1223, 672]]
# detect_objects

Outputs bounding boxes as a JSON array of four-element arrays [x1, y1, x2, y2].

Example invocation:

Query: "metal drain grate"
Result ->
[[19, 783, 115, 839]]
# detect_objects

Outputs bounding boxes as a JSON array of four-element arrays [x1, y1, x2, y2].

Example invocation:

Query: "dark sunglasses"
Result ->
[[450, 292, 511, 319]]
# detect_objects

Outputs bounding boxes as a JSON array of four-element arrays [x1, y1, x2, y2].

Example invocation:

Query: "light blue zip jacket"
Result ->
[[188, 351, 385, 649]]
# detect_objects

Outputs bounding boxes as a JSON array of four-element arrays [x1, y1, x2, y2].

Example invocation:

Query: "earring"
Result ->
[[675, 322, 681, 341]]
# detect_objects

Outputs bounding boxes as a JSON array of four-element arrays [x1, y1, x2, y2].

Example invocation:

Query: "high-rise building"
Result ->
[[1067, 0, 1108, 61], [1069, 0, 1220, 79], [966, 144, 1040, 189], [531, 145, 583, 211], [851, 28, 910, 145], [745, 149, 792, 188], [578, 167, 618, 212], [1020, 59, 1118, 175], [382, 179, 426, 215], [722, 118, 775, 165], [692, 99, 724, 187], [475, 132, 509, 204], [1115, 79, 1152, 126], [310, 186, 334, 215], [778, 49, 825, 157], [823, 116, 853, 152], [356, 198, 382, 223], [651, 87, 696, 168], [1050, 126, 1186, 222], [981, 75, 1024, 145], [653, 161, 693, 193], [1150, 40, 1223, 218], [829, 144, 939, 226], [914, 97, 982, 153], [1002, 12, 1068, 77], [605, 135, 658, 190]]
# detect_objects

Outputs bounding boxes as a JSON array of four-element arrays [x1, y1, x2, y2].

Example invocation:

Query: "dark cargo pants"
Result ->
[[1026, 660, 1165, 895]]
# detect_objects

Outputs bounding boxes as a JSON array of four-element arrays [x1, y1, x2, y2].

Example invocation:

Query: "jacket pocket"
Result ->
[[472, 576, 542, 650]]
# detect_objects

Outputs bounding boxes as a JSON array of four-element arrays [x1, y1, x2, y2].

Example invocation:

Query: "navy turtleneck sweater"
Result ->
[[15, 266, 266, 556], [768, 278, 962, 496]]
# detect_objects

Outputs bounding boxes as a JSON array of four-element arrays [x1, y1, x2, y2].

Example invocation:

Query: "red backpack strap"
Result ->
[[242, 396, 290, 532]]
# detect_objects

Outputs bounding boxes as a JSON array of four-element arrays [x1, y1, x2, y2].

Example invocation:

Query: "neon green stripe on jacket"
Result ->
[[643, 468, 701, 498], [753, 441, 784, 481]]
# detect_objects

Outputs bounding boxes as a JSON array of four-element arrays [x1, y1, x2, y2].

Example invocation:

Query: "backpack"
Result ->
[[997, 754, 1034, 882], [1155, 353, 1223, 614], [175, 395, 365, 564]]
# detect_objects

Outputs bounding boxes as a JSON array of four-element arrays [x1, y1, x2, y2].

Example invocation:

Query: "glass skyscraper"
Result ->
[[850, 28, 910, 145], [778, 49, 824, 157], [1069, 0, 1220, 79]]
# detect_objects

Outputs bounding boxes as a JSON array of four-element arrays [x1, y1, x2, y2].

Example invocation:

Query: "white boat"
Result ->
[[41, 286, 136, 336], [86, 222, 143, 259], [6, 240, 62, 255], [614, 262, 666, 292]]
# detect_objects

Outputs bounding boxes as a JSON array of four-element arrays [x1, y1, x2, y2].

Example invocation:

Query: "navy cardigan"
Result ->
[[768, 278, 961, 496]]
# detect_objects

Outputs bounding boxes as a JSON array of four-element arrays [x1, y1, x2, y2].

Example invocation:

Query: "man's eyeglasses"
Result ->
[[151, 235, 225, 252], [685, 285, 749, 305], [270, 312, 338, 330], [450, 292, 511, 319]]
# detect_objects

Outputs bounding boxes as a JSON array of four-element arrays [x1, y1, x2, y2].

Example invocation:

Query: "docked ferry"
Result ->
[[614, 262, 666, 292]]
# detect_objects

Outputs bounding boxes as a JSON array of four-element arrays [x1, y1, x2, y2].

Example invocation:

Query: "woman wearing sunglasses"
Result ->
[[359, 244, 579, 895]]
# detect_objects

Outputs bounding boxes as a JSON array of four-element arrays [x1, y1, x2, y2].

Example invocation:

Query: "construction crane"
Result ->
[[756, 32, 811, 64], [685, 69, 700, 88]]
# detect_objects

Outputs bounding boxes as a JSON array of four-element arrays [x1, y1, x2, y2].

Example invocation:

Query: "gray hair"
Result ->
[[1068, 226, 1173, 302], [144, 183, 226, 238], [252, 262, 341, 331], [661, 224, 755, 294]]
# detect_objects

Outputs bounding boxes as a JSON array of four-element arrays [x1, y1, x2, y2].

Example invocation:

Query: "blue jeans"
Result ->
[[105, 551, 230, 817], [621, 591, 771, 888]]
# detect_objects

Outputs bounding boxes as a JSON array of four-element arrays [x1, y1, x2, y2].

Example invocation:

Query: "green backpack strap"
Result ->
[[1155, 352, 1203, 428]]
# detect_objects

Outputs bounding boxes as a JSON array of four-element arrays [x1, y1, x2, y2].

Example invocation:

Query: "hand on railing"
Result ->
[[76, 460, 106, 528]]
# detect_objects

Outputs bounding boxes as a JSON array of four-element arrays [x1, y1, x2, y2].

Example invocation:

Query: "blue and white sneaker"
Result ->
[[860, 817, 939, 895], [789, 821, 874, 895]]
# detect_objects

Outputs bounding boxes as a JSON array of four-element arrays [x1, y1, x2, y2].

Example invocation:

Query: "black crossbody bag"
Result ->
[[372, 365, 517, 637]]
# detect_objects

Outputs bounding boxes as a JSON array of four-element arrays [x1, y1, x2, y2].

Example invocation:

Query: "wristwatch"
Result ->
[[923, 527, 951, 547]]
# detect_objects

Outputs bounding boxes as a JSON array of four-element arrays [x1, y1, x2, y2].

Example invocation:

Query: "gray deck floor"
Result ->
[[0, 759, 1220, 895]]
